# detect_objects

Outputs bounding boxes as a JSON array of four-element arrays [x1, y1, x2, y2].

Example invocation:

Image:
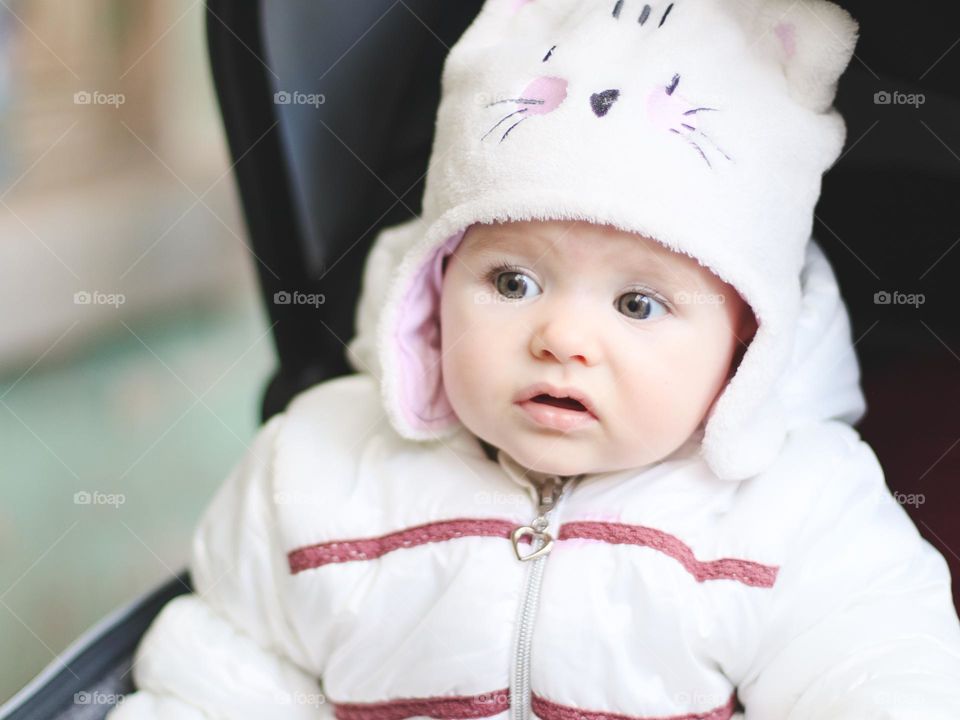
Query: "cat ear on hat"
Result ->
[[750, 0, 859, 112], [509, 0, 536, 13]]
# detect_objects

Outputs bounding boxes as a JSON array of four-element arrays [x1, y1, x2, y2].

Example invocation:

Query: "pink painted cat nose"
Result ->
[[519, 76, 568, 115]]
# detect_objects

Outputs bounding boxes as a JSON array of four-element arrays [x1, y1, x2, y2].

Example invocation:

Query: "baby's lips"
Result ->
[[514, 385, 601, 422]]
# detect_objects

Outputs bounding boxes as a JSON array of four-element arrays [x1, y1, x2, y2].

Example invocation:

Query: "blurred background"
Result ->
[[0, 0, 276, 702]]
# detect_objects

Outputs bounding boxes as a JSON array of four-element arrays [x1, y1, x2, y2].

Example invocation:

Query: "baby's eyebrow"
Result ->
[[617, 243, 704, 291], [465, 232, 540, 255], [466, 232, 694, 290], [624, 259, 688, 289]]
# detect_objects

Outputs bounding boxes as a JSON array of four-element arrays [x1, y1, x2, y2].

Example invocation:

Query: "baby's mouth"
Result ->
[[516, 392, 599, 432], [513, 384, 600, 427], [530, 394, 588, 412]]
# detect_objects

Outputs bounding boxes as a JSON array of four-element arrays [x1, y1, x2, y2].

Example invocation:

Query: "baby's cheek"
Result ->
[[615, 362, 670, 426], [618, 345, 705, 440], [441, 327, 482, 404], [442, 291, 504, 376], [440, 284, 474, 356]]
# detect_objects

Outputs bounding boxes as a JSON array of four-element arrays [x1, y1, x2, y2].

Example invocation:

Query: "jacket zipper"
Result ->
[[509, 474, 578, 720]]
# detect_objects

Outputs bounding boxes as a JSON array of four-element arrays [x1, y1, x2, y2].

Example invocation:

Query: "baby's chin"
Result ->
[[498, 439, 608, 478], [500, 433, 688, 478], [464, 408, 681, 477]]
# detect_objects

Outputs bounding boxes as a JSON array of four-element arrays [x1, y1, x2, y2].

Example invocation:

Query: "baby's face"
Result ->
[[440, 220, 757, 477]]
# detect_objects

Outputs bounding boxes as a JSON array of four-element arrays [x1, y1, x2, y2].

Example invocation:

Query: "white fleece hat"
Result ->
[[345, 0, 860, 481]]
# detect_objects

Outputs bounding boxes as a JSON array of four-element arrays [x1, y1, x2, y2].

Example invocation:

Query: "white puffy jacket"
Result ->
[[108, 241, 960, 719]]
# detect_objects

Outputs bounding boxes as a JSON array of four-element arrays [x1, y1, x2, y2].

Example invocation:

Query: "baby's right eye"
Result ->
[[487, 265, 542, 300]]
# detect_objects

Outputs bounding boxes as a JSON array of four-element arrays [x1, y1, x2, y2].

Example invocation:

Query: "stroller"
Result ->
[[2, 0, 958, 717]]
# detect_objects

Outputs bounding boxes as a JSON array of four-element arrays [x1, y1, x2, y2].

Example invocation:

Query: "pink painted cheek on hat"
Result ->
[[645, 86, 699, 133], [510, 0, 535, 14], [520, 76, 568, 115]]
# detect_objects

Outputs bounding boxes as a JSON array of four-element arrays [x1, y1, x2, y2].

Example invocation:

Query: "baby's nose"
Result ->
[[590, 89, 620, 117]]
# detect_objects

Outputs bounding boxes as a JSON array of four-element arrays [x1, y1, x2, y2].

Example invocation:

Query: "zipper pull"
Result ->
[[511, 476, 566, 562]]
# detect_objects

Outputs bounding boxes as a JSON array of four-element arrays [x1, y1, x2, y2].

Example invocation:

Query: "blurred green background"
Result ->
[[0, 0, 278, 703]]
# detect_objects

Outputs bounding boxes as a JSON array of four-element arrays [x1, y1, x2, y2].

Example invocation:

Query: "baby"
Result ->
[[440, 219, 757, 478], [109, 0, 960, 718]]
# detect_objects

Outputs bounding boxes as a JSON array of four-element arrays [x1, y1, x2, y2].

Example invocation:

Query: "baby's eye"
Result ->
[[492, 269, 541, 300], [617, 291, 668, 320]]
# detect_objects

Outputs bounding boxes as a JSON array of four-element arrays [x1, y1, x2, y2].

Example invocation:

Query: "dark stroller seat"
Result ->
[[2, 0, 958, 717]]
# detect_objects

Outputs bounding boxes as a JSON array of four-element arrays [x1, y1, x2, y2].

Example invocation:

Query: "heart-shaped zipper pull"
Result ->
[[511, 524, 554, 562]]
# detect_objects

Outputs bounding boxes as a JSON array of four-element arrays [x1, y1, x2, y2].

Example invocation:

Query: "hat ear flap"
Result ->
[[751, 0, 859, 112]]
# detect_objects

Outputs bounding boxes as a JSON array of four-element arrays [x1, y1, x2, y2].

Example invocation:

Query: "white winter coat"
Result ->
[[107, 241, 960, 720]]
